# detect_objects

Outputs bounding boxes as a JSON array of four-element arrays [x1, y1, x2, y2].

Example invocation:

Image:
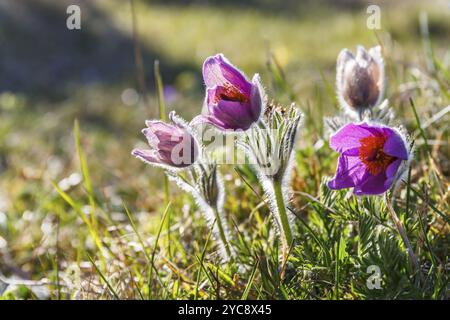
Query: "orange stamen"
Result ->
[[359, 132, 395, 175], [214, 82, 249, 103]]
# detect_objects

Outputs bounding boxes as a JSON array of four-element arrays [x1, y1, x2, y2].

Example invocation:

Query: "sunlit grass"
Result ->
[[0, 0, 448, 299]]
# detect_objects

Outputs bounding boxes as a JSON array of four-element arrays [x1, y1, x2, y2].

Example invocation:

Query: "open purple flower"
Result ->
[[328, 122, 409, 195], [132, 112, 199, 169], [192, 54, 264, 131]]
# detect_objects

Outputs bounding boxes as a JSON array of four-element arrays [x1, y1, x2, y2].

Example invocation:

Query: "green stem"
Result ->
[[213, 206, 232, 260], [273, 180, 293, 251], [385, 195, 421, 278]]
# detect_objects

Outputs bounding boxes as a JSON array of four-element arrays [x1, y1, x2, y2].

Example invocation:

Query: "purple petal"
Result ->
[[141, 128, 159, 148], [328, 155, 366, 189], [191, 114, 230, 131], [142, 125, 183, 151], [203, 54, 251, 93], [353, 171, 388, 195], [383, 130, 408, 160], [342, 148, 359, 156], [131, 148, 161, 165], [210, 100, 256, 130], [206, 86, 219, 105], [249, 80, 263, 120], [330, 123, 374, 153], [145, 120, 173, 132], [384, 159, 402, 188]]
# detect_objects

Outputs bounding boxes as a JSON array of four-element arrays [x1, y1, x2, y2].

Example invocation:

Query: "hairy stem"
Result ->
[[213, 206, 232, 260], [385, 195, 421, 276], [273, 180, 293, 262]]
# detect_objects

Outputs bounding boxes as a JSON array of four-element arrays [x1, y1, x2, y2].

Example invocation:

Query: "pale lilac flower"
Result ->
[[328, 122, 410, 195], [336, 46, 385, 118], [192, 54, 264, 131], [132, 112, 199, 169]]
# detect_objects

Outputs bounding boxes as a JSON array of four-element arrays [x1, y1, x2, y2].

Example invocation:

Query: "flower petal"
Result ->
[[202, 54, 251, 94], [384, 159, 402, 188], [249, 75, 263, 121], [342, 147, 359, 156], [131, 148, 161, 165], [328, 155, 366, 189], [211, 100, 256, 130], [383, 129, 408, 160], [252, 73, 265, 103], [191, 114, 230, 131], [336, 49, 356, 111], [353, 171, 389, 195], [355, 45, 370, 65], [145, 120, 173, 131], [329, 122, 373, 153]]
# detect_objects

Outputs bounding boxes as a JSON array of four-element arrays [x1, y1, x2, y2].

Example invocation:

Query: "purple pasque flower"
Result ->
[[328, 122, 409, 195], [336, 46, 384, 117], [192, 54, 264, 131], [132, 112, 199, 169]]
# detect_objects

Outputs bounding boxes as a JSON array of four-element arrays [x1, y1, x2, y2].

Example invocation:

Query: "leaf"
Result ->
[[241, 260, 259, 300], [338, 235, 348, 262]]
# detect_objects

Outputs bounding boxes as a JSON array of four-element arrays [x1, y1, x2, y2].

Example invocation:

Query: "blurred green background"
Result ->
[[0, 0, 448, 294], [1, 0, 448, 181]]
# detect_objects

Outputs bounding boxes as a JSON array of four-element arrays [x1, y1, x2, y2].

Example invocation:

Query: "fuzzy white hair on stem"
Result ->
[[166, 162, 233, 262], [238, 103, 303, 264]]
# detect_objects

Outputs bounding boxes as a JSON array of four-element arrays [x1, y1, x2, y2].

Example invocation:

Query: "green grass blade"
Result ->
[[123, 202, 151, 262], [87, 255, 119, 299], [148, 201, 171, 299], [194, 219, 215, 300], [409, 186, 449, 224], [74, 120, 97, 228], [154, 60, 171, 259], [52, 181, 106, 266], [409, 98, 431, 156], [241, 260, 259, 300]]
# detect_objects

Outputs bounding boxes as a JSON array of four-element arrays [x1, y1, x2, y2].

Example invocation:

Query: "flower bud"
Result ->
[[192, 54, 264, 131], [336, 46, 385, 118]]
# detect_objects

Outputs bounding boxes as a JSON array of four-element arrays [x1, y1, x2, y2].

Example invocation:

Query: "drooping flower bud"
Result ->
[[336, 46, 385, 118], [132, 112, 199, 169]]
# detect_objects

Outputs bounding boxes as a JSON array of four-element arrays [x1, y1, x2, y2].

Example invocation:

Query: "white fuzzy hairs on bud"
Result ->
[[336, 45, 385, 120], [238, 103, 304, 258]]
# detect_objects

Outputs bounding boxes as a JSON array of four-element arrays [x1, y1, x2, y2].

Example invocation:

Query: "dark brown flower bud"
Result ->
[[336, 46, 385, 118]]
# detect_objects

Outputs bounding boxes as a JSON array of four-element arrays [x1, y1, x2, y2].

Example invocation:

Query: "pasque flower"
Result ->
[[336, 46, 385, 118], [192, 54, 264, 131], [328, 122, 410, 195], [132, 112, 232, 262], [132, 112, 199, 169]]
